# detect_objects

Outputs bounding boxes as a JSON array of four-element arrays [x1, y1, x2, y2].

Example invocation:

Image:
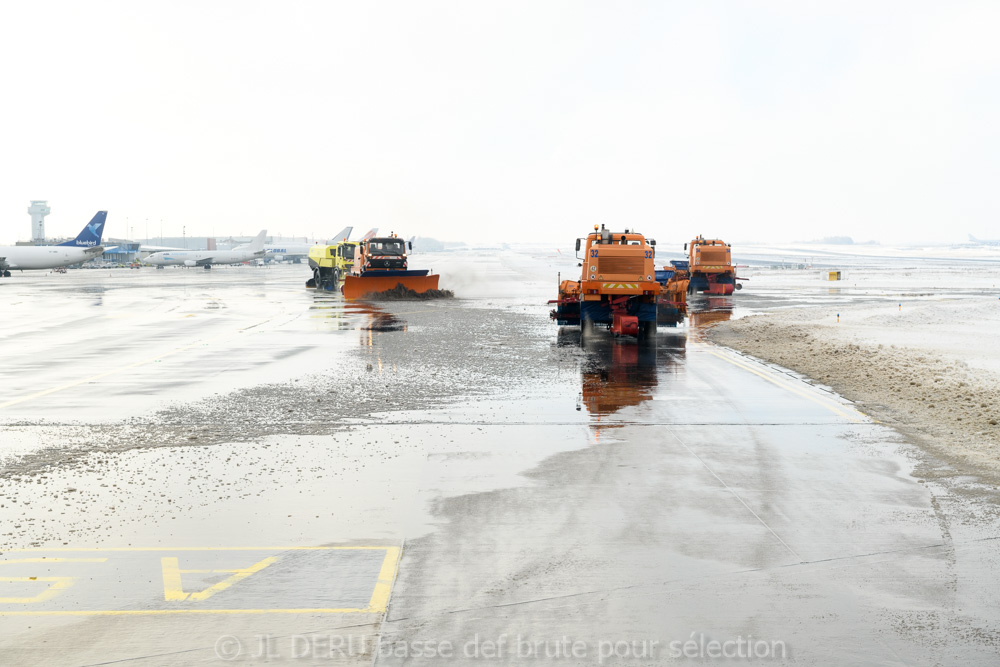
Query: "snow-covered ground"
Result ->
[[735, 242, 1000, 267], [709, 260, 1000, 476]]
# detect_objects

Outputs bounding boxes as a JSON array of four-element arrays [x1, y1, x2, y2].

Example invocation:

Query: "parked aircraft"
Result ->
[[0, 211, 107, 277], [142, 230, 267, 269], [257, 227, 357, 262], [969, 234, 1000, 246], [262, 242, 315, 263]]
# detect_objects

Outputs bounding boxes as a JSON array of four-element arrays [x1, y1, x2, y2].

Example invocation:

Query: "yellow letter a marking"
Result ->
[[161, 556, 278, 602]]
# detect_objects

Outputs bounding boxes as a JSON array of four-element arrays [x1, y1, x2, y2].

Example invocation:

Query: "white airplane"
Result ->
[[0, 211, 108, 277], [262, 242, 314, 263], [143, 230, 267, 269], [262, 227, 357, 262], [969, 234, 1000, 246]]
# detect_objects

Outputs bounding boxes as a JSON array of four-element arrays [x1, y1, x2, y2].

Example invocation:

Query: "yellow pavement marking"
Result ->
[[161, 556, 278, 602], [0, 578, 74, 604], [705, 347, 863, 423], [0, 558, 108, 604], [0, 547, 401, 616], [366, 547, 401, 612]]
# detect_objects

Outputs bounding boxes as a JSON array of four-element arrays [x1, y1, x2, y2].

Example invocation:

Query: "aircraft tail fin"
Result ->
[[970, 234, 979, 242], [249, 230, 267, 252], [361, 227, 378, 241], [329, 226, 353, 243], [59, 211, 107, 247]]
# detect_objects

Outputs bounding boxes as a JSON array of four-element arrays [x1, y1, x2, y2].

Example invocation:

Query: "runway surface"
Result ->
[[0, 256, 997, 665]]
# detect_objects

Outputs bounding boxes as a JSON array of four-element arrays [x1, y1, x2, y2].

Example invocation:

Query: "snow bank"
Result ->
[[709, 297, 1000, 475]]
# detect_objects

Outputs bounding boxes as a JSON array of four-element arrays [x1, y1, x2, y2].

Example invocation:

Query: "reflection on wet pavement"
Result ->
[[553, 326, 688, 419], [309, 295, 407, 332], [580, 343, 658, 416], [685, 296, 736, 342]]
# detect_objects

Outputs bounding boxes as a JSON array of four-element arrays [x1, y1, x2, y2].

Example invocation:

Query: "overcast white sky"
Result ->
[[1, 1, 998, 245]]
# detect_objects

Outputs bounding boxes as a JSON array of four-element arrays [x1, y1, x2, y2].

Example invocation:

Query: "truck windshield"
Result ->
[[368, 239, 405, 256], [339, 245, 356, 259]]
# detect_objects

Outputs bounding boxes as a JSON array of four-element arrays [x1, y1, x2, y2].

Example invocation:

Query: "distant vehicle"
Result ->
[[305, 228, 373, 290], [969, 234, 1000, 246], [341, 232, 440, 298], [142, 230, 267, 269], [0, 211, 108, 277], [685, 235, 741, 295], [307, 242, 358, 290]]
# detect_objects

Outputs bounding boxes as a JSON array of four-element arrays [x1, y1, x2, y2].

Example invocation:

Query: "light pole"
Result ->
[[183, 226, 186, 249]]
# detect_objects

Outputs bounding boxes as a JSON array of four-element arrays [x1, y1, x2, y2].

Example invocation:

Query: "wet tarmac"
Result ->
[[1, 256, 998, 665]]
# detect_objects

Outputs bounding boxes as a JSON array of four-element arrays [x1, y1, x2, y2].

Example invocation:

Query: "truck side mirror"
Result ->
[[684, 243, 688, 251], [649, 239, 656, 246], [575, 239, 581, 252], [408, 241, 413, 251]]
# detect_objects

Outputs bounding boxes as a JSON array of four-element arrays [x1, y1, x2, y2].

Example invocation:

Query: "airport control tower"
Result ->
[[28, 200, 51, 242]]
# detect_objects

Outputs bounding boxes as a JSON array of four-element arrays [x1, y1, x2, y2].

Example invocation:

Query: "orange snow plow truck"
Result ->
[[686, 235, 741, 295], [341, 233, 440, 299], [549, 225, 663, 339]]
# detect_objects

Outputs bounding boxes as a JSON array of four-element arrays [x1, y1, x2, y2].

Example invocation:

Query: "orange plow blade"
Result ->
[[341, 274, 440, 299]]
